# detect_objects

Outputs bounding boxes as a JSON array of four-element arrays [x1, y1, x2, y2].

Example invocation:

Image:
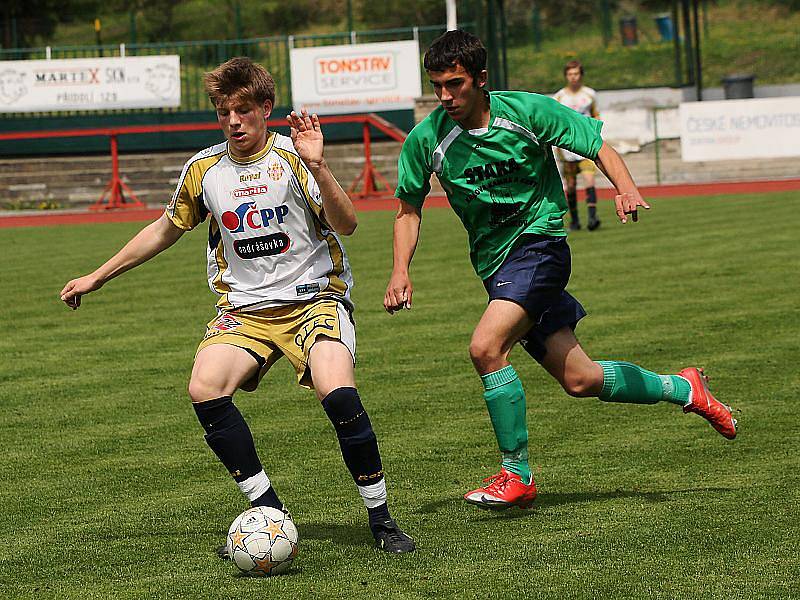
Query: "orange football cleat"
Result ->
[[464, 468, 537, 510], [680, 367, 737, 440]]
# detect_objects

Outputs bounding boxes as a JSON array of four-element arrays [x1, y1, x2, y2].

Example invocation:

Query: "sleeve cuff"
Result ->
[[395, 189, 426, 208]]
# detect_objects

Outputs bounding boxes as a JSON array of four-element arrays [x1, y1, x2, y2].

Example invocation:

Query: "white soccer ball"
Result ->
[[226, 506, 299, 577]]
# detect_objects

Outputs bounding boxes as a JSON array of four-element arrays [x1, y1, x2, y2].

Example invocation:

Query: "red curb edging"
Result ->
[[2, 179, 799, 229], [599, 178, 800, 199]]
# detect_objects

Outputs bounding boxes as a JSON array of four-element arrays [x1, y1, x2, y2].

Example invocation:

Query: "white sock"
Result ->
[[358, 479, 387, 509], [236, 470, 272, 502]]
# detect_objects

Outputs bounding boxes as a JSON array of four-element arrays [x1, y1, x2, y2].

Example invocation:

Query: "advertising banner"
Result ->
[[679, 97, 800, 161], [0, 55, 181, 113], [290, 40, 422, 115]]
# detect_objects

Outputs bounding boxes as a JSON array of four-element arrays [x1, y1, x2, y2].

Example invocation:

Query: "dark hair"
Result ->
[[563, 60, 584, 76], [423, 29, 487, 81], [204, 56, 276, 108]]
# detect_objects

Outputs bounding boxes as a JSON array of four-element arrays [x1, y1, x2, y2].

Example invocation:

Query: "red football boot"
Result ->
[[679, 367, 737, 440], [464, 468, 537, 510]]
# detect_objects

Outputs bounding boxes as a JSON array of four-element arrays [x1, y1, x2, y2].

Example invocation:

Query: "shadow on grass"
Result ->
[[417, 486, 739, 519], [297, 521, 373, 547]]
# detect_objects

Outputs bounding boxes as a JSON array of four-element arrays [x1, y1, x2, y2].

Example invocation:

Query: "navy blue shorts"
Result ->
[[482, 234, 586, 362]]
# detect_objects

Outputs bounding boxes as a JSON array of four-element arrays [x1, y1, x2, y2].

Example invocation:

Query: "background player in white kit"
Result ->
[[554, 60, 601, 231], [60, 57, 414, 554]]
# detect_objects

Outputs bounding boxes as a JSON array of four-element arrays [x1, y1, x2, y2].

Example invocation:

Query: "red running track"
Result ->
[[2, 178, 799, 229]]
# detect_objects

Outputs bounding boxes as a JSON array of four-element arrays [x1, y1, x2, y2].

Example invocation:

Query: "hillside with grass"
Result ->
[[508, 2, 800, 92]]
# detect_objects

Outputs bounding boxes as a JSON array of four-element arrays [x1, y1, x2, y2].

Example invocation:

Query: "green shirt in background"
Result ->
[[395, 90, 604, 280]]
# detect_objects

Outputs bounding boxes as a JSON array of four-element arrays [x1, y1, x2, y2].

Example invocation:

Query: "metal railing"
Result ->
[[0, 113, 408, 209]]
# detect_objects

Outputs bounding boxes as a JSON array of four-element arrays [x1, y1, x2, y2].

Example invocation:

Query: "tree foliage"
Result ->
[[3, 0, 798, 48]]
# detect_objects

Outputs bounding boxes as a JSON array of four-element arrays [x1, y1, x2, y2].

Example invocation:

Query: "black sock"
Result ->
[[567, 189, 579, 223], [586, 187, 597, 220], [321, 387, 384, 487], [251, 486, 285, 511], [367, 503, 391, 528], [193, 396, 264, 484]]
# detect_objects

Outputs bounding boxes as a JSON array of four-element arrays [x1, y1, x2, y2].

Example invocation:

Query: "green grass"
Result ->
[[1, 191, 799, 598]]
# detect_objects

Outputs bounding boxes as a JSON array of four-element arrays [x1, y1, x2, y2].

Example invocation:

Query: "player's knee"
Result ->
[[188, 375, 225, 403], [469, 338, 502, 371], [561, 369, 601, 398]]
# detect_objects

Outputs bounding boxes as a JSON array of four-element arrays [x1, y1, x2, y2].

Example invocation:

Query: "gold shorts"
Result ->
[[196, 299, 356, 391], [561, 158, 596, 178]]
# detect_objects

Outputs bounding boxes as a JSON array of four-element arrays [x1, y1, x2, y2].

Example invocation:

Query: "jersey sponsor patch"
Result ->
[[296, 283, 321, 295], [234, 233, 291, 259], [221, 201, 289, 234], [239, 171, 262, 183], [464, 158, 521, 184], [233, 185, 269, 198]]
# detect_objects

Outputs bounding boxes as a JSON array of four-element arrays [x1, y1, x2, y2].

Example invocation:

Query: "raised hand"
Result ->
[[287, 109, 324, 168]]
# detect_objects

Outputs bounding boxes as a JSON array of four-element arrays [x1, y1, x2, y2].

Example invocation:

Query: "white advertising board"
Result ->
[[290, 41, 422, 115], [0, 55, 181, 113], [679, 97, 800, 161]]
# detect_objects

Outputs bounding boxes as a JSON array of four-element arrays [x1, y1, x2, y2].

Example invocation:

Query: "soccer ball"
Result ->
[[226, 506, 299, 576]]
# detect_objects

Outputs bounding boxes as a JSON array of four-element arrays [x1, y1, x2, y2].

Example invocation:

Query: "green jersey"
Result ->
[[396, 90, 603, 279]]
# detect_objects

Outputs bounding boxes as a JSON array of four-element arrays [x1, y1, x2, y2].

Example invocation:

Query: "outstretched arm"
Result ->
[[384, 200, 422, 314], [60, 213, 185, 309], [595, 141, 650, 224], [287, 109, 357, 236]]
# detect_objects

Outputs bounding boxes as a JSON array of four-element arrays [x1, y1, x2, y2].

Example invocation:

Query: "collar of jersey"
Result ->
[[227, 131, 276, 165], [465, 91, 496, 137]]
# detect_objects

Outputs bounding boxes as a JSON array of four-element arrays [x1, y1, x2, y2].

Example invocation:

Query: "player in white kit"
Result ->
[[554, 60, 601, 231], [60, 57, 414, 554]]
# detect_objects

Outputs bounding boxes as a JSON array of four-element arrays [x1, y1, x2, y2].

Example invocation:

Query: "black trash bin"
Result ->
[[722, 74, 755, 99], [619, 16, 638, 46]]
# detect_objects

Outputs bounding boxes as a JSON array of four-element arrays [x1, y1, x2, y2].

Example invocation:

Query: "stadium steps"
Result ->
[[0, 142, 405, 208], [1, 139, 797, 209]]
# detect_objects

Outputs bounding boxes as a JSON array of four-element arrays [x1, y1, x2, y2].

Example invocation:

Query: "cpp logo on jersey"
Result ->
[[221, 201, 290, 234]]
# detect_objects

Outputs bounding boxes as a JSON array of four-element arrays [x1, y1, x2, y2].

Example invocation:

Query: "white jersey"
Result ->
[[554, 85, 599, 162], [166, 132, 353, 313]]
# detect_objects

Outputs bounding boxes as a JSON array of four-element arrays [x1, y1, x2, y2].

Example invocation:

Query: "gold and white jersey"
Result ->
[[554, 86, 599, 162], [166, 132, 353, 313]]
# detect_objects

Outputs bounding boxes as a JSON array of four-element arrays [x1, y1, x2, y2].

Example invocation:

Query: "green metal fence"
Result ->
[[0, 24, 464, 119]]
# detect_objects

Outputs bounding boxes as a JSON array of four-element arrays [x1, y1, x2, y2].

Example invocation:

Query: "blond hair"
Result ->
[[204, 57, 276, 107]]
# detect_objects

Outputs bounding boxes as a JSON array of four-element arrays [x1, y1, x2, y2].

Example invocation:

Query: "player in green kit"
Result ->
[[384, 30, 736, 510]]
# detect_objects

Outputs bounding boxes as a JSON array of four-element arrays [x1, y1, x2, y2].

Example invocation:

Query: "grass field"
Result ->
[[1, 191, 799, 599]]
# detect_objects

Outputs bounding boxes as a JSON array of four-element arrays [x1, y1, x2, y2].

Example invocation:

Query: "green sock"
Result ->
[[481, 365, 531, 484], [597, 361, 690, 406]]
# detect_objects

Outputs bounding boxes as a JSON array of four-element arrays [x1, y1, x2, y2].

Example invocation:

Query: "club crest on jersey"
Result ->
[[221, 201, 290, 234], [268, 160, 284, 181]]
